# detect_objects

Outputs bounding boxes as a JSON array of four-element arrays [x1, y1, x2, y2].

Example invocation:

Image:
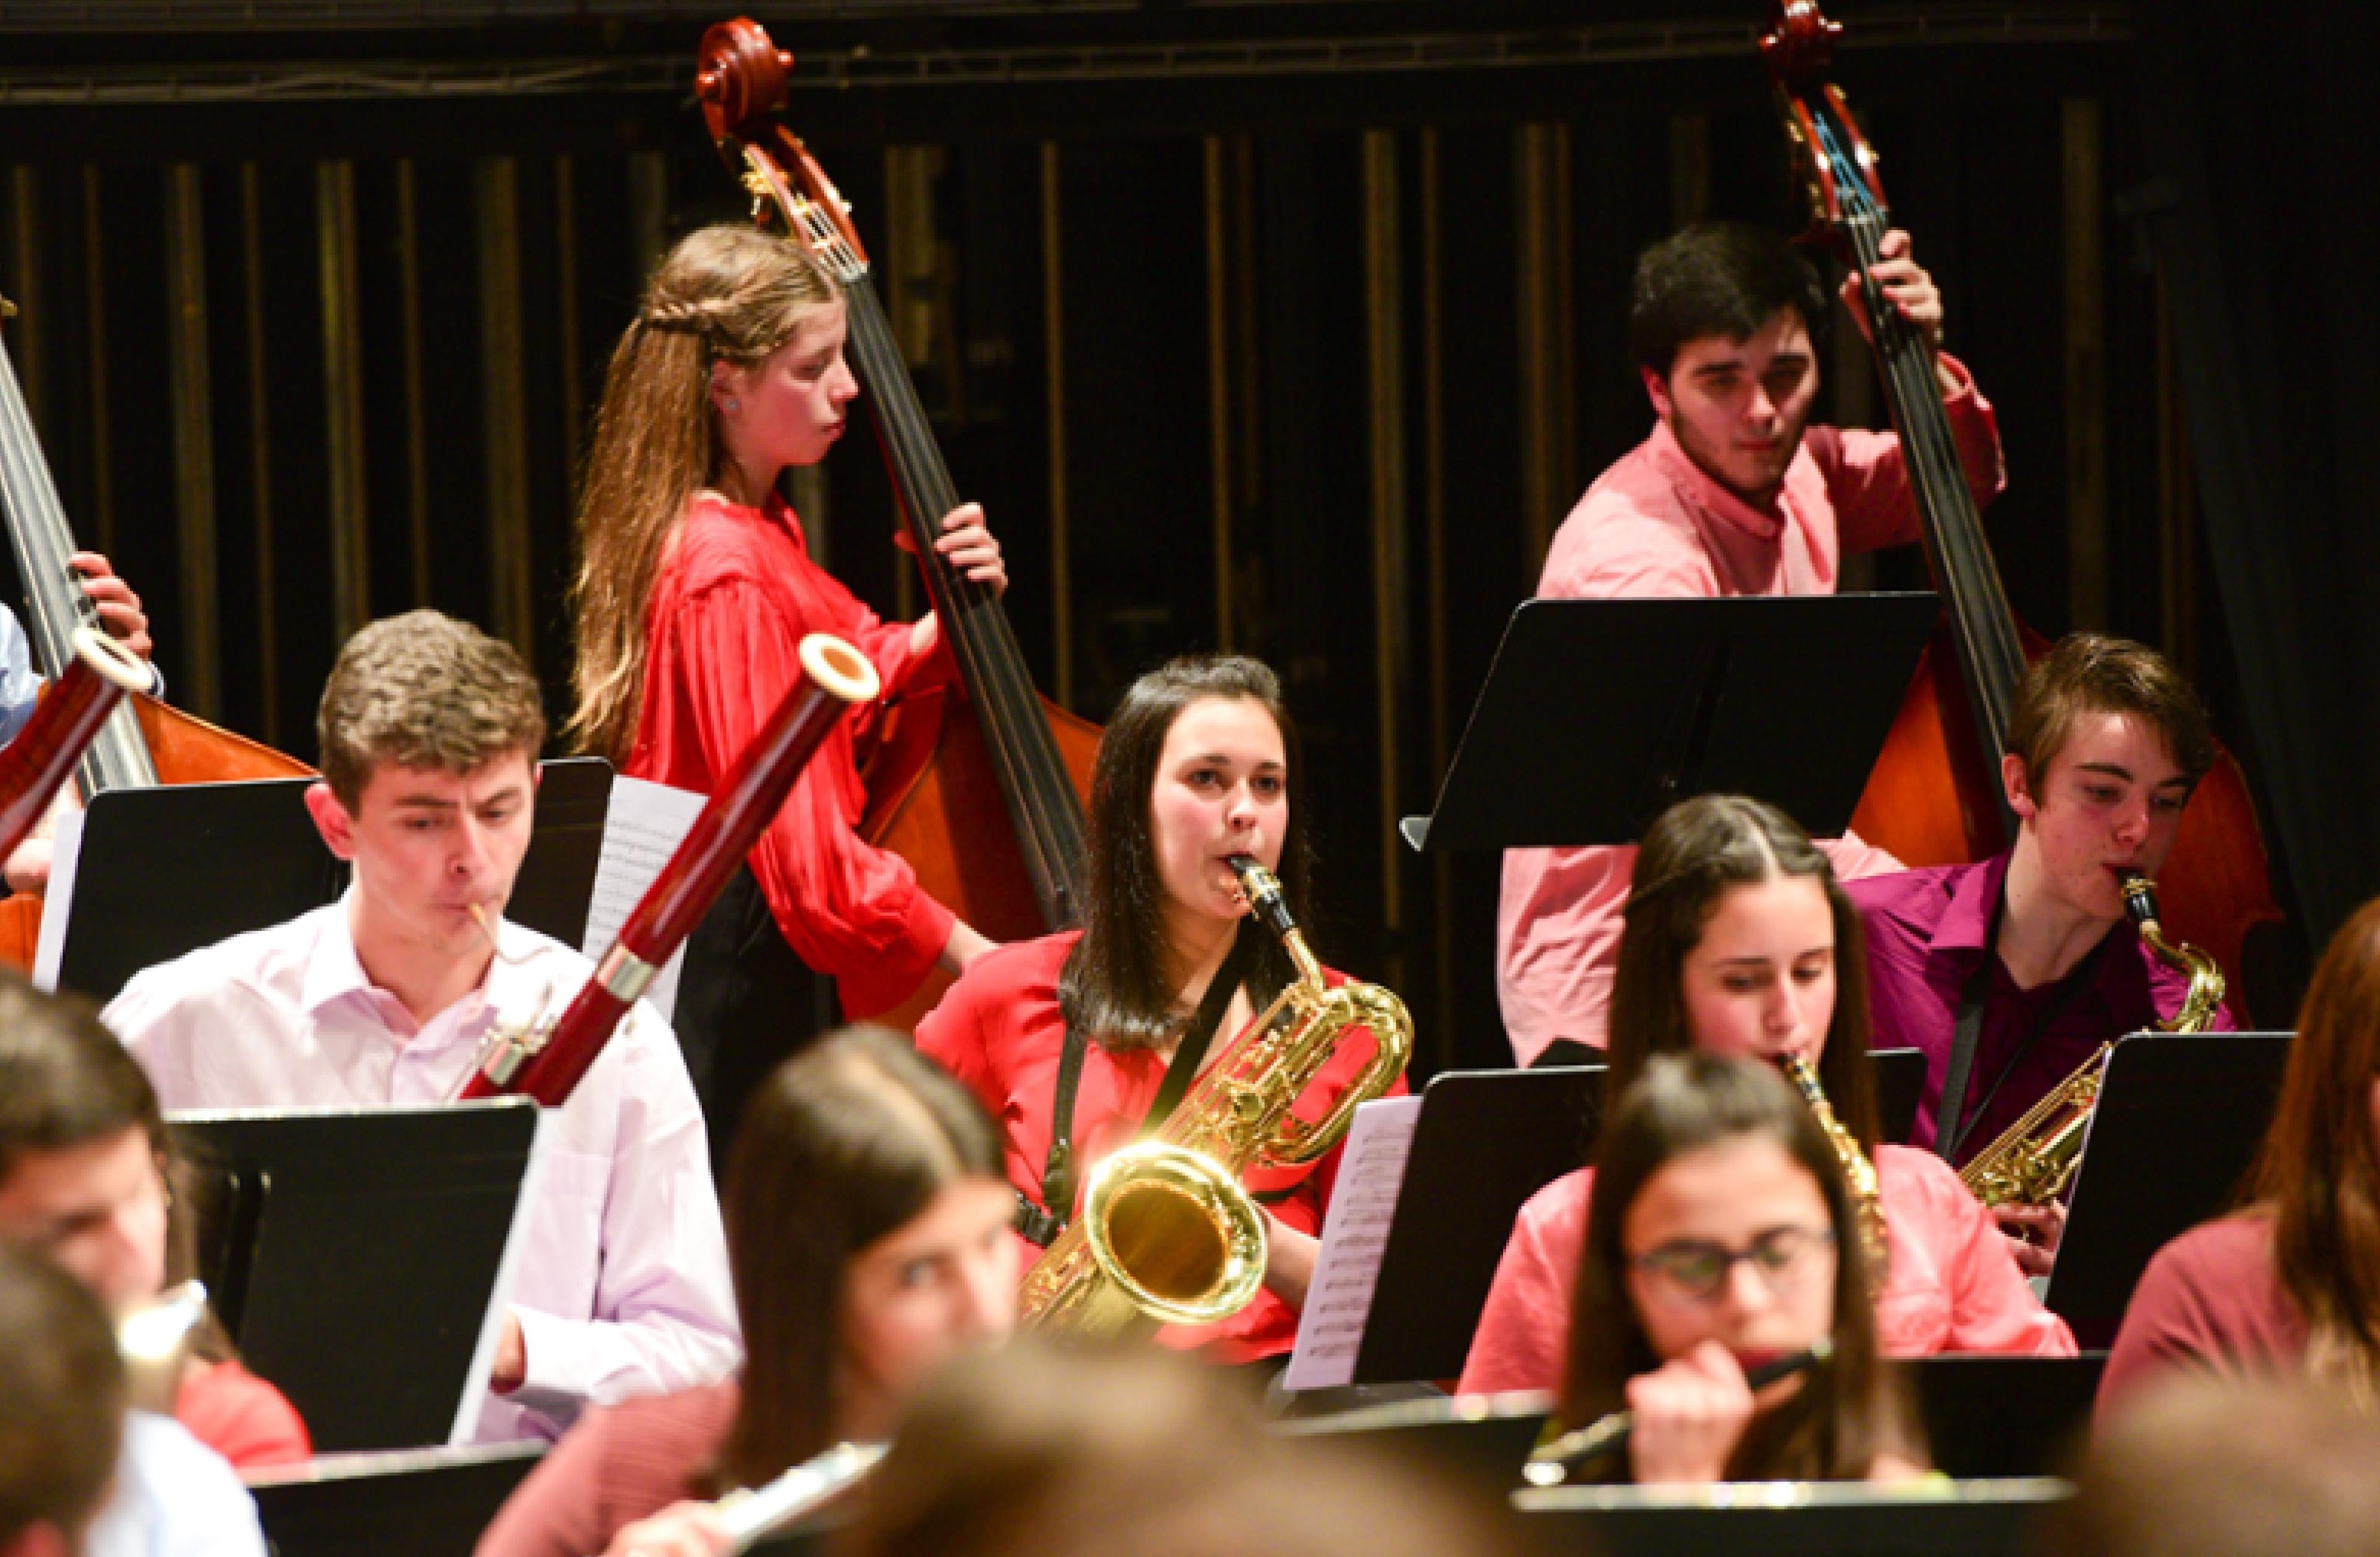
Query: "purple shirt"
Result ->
[[1848, 851, 2235, 1161]]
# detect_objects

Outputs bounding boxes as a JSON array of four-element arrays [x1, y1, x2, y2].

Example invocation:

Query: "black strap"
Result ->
[[1937, 920, 2112, 1163], [1018, 933, 1254, 1248], [1141, 934, 1255, 1138]]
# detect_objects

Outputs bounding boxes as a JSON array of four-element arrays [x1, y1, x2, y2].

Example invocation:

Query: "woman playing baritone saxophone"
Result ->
[[2098, 897, 2380, 1423], [1461, 795, 2070, 1396], [913, 655, 1404, 1365], [1558, 1053, 1927, 1484], [474, 1028, 1017, 1557], [569, 225, 1008, 1166]]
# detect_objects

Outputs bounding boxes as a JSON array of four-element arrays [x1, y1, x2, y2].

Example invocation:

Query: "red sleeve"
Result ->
[[913, 954, 1007, 1117], [670, 577, 954, 1014], [2096, 1218, 2291, 1426], [1817, 354, 2006, 556], [1459, 1173, 1586, 1396], [174, 1361, 311, 1469], [473, 1406, 622, 1557]]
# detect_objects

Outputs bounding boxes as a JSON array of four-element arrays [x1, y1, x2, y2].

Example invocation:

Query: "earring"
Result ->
[[725, 397, 741, 414]]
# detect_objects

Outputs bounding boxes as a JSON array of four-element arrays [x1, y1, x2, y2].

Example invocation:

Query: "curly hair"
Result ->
[[316, 609, 547, 809]]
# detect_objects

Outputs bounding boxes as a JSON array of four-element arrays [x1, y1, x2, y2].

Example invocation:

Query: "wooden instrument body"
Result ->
[[697, 18, 1096, 1023], [1766, 0, 2282, 1017]]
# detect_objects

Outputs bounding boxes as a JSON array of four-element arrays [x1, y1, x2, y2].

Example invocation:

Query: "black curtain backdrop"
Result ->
[[2131, 1, 2380, 966]]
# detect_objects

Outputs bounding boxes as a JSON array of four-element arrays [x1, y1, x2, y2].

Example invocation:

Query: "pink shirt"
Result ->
[[1457, 1144, 2073, 1396], [104, 900, 742, 1443], [1495, 369, 2005, 1064]]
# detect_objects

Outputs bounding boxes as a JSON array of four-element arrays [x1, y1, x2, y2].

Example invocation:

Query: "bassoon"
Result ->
[[0, 626, 154, 865], [461, 633, 880, 1107]]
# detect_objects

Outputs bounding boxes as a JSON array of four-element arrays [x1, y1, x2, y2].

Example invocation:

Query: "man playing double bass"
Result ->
[[1498, 220, 2005, 1069]]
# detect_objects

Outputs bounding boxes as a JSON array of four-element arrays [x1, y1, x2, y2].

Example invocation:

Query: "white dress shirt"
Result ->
[[102, 897, 742, 1442], [85, 1411, 266, 1557]]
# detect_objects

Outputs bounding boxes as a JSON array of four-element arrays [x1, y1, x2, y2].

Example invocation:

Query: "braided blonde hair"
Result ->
[[567, 224, 840, 764]]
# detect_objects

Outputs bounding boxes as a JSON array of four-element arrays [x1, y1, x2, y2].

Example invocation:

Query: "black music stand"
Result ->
[[1515, 1480, 2069, 1557], [47, 757, 609, 1004], [174, 1100, 544, 1452], [1401, 595, 1939, 852], [1347, 1068, 1602, 1387], [1874, 1045, 1927, 1145], [247, 1444, 547, 1557], [2044, 1031, 2292, 1341], [1912, 1354, 2106, 1478], [1276, 1392, 1551, 1490]]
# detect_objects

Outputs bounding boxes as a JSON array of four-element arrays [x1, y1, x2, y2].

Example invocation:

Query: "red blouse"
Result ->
[[625, 491, 958, 1017], [913, 930, 1406, 1364], [1458, 1147, 2074, 1396], [174, 1359, 311, 1468]]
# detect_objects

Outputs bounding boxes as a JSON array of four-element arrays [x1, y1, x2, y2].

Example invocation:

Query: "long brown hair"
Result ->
[[1057, 656, 1317, 1055], [2249, 898, 2380, 1394], [713, 1026, 1002, 1490], [568, 225, 840, 764], [1606, 793, 1882, 1153], [1560, 1053, 1911, 1481]]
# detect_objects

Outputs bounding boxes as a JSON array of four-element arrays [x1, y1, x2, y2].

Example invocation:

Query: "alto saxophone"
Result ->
[[1958, 870, 2224, 1208], [1778, 1055, 1890, 1289], [1019, 855, 1413, 1338]]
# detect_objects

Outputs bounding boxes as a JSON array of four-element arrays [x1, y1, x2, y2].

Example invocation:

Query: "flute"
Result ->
[[1522, 1337, 1834, 1487]]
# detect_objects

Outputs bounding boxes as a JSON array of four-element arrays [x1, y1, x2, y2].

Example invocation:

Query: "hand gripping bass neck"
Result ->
[[460, 633, 881, 1108]]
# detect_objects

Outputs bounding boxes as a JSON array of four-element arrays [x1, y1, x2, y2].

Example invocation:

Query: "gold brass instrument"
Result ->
[[1958, 870, 2225, 1208], [1019, 855, 1413, 1337], [1778, 1056, 1889, 1288]]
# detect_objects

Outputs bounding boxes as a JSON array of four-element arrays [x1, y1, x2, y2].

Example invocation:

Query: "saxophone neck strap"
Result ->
[[1023, 930, 1255, 1248], [1937, 900, 2112, 1163]]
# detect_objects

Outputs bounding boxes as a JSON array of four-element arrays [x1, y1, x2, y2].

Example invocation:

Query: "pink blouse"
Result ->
[[1458, 1145, 2073, 1395]]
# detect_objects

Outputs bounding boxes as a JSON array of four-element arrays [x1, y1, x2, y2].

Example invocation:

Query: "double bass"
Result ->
[[1760, 1, 2283, 1011], [695, 20, 1099, 1026], [0, 294, 310, 970]]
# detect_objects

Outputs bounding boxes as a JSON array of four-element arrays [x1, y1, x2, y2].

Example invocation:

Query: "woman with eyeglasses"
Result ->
[[1463, 795, 2070, 1396], [1557, 1051, 1924, 1484]]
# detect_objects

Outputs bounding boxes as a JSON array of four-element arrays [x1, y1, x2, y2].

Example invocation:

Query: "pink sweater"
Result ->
[[1495, 368, 2005, 1064], [1458, 1145, 2072, 1396]]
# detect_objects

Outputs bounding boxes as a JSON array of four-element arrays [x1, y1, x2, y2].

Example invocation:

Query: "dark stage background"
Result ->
[[2, 0, 2365, 1076]]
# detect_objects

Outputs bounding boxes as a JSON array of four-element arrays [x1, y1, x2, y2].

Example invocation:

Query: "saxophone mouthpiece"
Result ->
[[1225, 855, 1297, 940], [2117, 870, 2160, 928]]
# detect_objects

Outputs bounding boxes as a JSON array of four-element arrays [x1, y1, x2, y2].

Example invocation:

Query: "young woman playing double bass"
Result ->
[[568, 225, 1007, 1156], [914, 655, 1401, 1364], [1462, 795, 2069, 1396]]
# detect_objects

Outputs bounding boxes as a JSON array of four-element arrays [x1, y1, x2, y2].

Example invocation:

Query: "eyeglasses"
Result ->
[[1628, 1226, 1836, 1306]]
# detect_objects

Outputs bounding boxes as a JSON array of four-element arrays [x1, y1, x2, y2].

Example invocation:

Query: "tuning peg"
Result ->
[[778, 50, 794, 71]]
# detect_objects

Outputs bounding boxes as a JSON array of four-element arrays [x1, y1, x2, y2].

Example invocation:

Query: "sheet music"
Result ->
[[580, 777, 707, 1023], [31, 805, 83, 994], [1284, 1093, 1424, 1392]]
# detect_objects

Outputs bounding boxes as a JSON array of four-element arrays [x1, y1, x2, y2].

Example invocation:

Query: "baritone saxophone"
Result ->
[[1019, 855, 1413, 1338]]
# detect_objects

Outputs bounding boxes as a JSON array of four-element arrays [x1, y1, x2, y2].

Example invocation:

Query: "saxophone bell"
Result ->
[[1018, 858, 1413, 1338]]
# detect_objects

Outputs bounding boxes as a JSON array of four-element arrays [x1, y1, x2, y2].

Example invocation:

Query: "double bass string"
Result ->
[[839, 266, 1083, 916], [1820, 112, 2026, 739]]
